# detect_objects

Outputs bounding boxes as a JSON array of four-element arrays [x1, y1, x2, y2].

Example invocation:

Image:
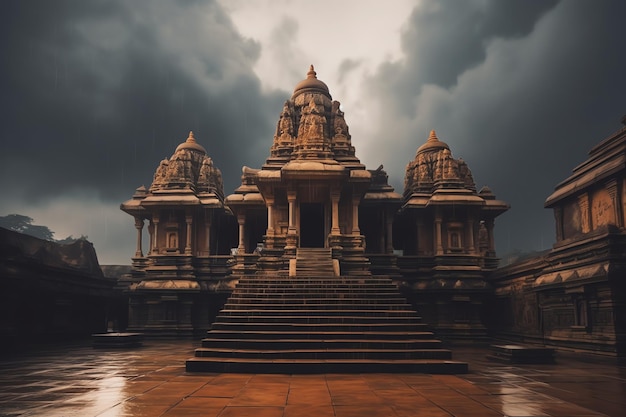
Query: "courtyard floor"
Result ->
[[0, 340, 625, 417]]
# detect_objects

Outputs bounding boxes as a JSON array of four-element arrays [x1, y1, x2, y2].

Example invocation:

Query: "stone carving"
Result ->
[[592, 189, 614, 227], [294, 99, 329, 159], [270, 101, 295, 158], [150, 158, 169, 190]]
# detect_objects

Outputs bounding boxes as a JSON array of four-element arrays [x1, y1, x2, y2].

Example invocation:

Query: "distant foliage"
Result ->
[[56, 235, 89, 244], [0, 214, 55, 240], [0, 214, 87, 243]]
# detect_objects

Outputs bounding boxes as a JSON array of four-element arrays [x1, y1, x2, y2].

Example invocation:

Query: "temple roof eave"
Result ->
[[225, 193, 266, 205], [363, 191, 403, 202], [545, 153, 626, 207]]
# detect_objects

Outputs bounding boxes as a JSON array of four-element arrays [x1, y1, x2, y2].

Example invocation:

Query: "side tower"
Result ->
[[226, 66, 398, 276], [120, 132, 235, 336], [397, 130, 509, 342]]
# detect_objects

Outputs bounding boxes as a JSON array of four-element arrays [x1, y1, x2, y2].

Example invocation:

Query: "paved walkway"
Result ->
[[0, 340, 624, 417]]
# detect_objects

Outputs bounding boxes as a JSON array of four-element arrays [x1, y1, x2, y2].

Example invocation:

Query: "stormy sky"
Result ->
[[1, 0, 625, 265]]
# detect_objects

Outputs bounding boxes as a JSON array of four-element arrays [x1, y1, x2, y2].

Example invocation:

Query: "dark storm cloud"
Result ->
[[366, 0, 626, 254], [0, 0, 286, 204]]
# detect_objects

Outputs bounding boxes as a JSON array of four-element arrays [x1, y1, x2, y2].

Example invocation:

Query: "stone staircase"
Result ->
[[186, 248, 468, 373], [295, 247, 335, 276]]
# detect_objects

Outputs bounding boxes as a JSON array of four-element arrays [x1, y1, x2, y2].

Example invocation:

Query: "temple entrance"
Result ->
[[300, 203, 325, 247]]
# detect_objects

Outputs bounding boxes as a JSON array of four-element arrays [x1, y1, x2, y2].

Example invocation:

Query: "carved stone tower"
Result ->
[[397, 130, 509, 342], [120, 132, 235, 336], [226, 66, 399, 277]]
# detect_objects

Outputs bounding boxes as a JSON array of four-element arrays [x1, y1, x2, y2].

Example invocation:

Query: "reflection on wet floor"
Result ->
[[0, 340, 624, 416]]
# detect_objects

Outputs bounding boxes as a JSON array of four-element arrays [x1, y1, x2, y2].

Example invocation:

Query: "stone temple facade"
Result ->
[[120, 132, 236, 336], [489, 119, 626, 355], [120, 66, 508, 340]]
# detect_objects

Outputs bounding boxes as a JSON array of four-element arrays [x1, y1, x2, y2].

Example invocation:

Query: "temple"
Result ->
[[120, 66, 509, 345], [120, 131, 236, 336]]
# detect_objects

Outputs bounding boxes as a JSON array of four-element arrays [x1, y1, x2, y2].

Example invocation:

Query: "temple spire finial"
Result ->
[[307, 65, 317, 79], [187, 131, 196, 143], [428, 130, 438, 142]]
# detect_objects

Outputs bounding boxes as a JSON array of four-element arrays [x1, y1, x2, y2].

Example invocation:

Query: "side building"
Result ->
[[120, 132, 236, 337], [490, 117, 626, 355], [395, 130, 509, 342]]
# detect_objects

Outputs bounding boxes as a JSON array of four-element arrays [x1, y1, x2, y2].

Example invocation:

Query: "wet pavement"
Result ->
[[0, 340, 625, 417]]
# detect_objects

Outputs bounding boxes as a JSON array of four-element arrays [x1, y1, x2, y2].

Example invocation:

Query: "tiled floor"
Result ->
[[0, 340, 624, 417]]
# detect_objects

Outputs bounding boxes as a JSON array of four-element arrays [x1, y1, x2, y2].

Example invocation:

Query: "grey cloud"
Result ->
[[0, 0, 285, 205], [337, 59, 362, 84], [366, 0, 626, 254]]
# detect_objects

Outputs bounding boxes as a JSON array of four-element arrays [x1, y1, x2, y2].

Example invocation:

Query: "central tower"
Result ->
[[226, 66, 373, 276]]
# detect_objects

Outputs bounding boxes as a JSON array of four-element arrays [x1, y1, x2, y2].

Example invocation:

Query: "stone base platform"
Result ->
[[487, 344, 556, 364], [92, 332, 144, 348]]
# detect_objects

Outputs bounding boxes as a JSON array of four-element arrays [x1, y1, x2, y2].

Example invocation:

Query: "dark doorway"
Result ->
[[300, 203, 325, 247]]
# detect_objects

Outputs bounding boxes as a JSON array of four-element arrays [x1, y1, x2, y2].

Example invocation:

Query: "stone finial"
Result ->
[[428, 130, 438, 142], [307, 65, 317, 79], [187, 131, 196, 143]]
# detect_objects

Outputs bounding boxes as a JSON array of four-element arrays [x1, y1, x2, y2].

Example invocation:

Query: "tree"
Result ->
[[0, 214, 55, 240], [56, 235, 89, 244]]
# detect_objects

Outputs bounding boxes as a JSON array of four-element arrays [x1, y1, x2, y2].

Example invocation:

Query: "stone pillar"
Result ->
[[266, 198, 275, 236], [330, 190, 340, 235], [606, 180, 622, 227], [416, 217, 422, 255], [351, 196, 360, 234], [205, 212, 212, 256], [467, 218, 475, 254], [134, 217, 144, 257], [577, 193, 591, 233], [148, 220, 154, 255], [152, 216, 160, 254], [185, 215, 193, 255], [486, 218, 495, 252], [385, 209, 394, 254], [435, 211, 443, 255], [554, 207, 564, 242], [237, 213, 246, 253], [288, 191, 297, 234]]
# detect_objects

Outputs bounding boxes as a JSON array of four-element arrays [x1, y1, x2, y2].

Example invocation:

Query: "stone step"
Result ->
[[215, 315, 425, 324], [226, 297, 408, 304], [210, 322, 430, 331], [222, 303, 414, 310], [193, 347, 452, 360], [218, 309, 419, 316], [203, 330, 436, 340], [186, 357, 468, 374], [235, 278, 392, 285], [200, 338, 444, 350]]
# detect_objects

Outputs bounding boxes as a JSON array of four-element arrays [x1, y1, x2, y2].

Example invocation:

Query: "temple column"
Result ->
[[467, 218, 475, 254], [152, 215, 160, 254], [554, 207, 564, 241], [606, 180, 622, 227], [185, 215, 193, 255], [379, 212, 385, 252], [330, 190, 340, 235], [416, 217, 422, 255], [486, 218, 495, 253], [134, 217, 144, 257], [385, 209, 394, 254], [266, 198, 275, 236], [237, 213, 246, 253], [351, 196, 360, 234], [205, 212, 212, 256], [147, 220, 154, 255], [434, 210, 443, 255], [287, 191, 297, 234]]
